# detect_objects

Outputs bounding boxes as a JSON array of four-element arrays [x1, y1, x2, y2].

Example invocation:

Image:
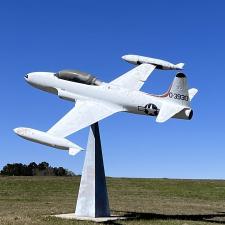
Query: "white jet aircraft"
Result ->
[[14, 55, 198, 156]]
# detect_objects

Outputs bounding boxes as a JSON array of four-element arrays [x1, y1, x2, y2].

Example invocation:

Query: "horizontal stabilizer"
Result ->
[[188, 88, 198, 101], [156, 103, 185, 123]]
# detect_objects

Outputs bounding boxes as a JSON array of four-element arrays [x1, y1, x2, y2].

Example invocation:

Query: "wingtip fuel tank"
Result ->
[[122, 54, 185, 70], [13, 127, 83, 156]]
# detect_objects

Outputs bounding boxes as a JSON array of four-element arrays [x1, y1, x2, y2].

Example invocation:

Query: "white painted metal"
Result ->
[[48, 100, 122, 138], [122, 54, 185, 70], [13, 127, 83, 155], [156, 103, 185, 123], [111, 63, 156, 90], [188, 88, 198, 101]]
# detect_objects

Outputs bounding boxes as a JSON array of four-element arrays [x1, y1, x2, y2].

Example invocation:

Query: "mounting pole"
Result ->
[[75, 122, 110, 218]]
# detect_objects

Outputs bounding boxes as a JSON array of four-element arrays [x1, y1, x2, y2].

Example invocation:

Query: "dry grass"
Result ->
[[0, 176, 225, 224]]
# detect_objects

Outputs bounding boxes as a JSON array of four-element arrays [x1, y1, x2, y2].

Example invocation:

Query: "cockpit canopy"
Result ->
[[55, 70, 102, 86]]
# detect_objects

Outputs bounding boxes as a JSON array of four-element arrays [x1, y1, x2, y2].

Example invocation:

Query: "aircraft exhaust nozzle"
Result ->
[[122, 54, 184, 70], [13, 127, 83, 156], [185, 109, 193, 120]]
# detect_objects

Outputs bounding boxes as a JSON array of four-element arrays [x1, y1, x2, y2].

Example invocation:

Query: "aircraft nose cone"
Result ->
[[24, 73, 33, 82], [13, 127, 28, 136]]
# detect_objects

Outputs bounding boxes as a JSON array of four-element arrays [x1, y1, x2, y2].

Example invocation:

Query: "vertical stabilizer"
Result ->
[[166, 73, 189, 107]]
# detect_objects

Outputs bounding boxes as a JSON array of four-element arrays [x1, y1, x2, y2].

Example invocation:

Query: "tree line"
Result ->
[[0, 162, 76, 176]]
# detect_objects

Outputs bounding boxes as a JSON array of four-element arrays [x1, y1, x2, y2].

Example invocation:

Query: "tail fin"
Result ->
[[165, 73, 190, 107], [156, 73, 198, 123], [176, 63, 185, 70], [156, 73, 190, 123]]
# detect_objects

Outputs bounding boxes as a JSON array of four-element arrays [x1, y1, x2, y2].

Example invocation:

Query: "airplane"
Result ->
[[14, 55, 198, 156]]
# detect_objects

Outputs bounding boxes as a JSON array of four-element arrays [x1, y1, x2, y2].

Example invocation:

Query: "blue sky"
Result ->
[[1, 0, 225, 178]]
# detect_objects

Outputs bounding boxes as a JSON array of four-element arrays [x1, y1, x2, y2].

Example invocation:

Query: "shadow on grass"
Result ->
[[103, 211, 225, 224]]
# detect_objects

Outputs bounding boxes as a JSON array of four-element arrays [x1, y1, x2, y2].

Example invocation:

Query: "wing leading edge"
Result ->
[[110, 64, 156, 91]]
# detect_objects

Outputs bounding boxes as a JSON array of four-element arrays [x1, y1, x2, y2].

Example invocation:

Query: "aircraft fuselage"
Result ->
[[25, 72, 190, 120]]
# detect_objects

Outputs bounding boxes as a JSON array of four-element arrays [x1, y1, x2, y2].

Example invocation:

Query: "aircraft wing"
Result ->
[[47, 100, 123, 138], [110, 64, 155, 91]]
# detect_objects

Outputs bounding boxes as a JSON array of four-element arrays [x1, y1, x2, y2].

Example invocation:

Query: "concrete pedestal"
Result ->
[[53, 213, 127, 222], [75, 122, 110, 218]]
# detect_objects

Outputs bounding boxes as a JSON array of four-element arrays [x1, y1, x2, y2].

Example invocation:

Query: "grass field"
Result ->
[[1, 176, 225, 225]]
